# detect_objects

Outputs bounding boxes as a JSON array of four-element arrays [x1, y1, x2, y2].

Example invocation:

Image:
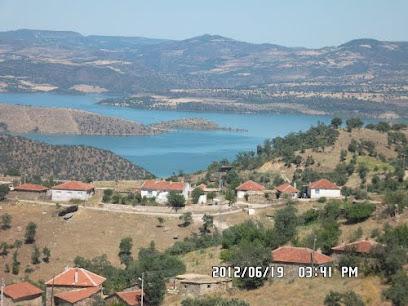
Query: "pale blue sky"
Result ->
[[0, 0, 406, 47]]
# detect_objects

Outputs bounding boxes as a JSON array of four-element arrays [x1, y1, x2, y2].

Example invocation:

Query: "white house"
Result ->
[[236, 180, 265, 199], [140, 180, 190, 204], [51, 181, 95, 201], [307, 179, 341, 199]]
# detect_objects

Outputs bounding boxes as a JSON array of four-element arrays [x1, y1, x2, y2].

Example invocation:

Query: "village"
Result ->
[[0, 166, 384, 306]]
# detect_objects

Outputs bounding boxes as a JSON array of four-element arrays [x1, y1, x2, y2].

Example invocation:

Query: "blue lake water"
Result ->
[[0, 92, 331, 177]]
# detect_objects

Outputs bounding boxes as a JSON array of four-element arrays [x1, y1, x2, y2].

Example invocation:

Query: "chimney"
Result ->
[[74, 268, 79, 284]]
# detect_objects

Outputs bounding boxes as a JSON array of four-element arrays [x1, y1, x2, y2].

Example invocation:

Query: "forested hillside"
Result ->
[[0, 134, 152, 180]]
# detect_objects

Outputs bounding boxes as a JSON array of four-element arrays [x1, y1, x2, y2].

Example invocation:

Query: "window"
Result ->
[[207, 284, 211, 288], [315, 189, 320, 194]]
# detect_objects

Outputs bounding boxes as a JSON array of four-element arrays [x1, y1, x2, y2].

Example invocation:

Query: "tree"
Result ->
[[0, 185, 9, 201], [157, 217, 165, 227], [179, 212, 193, 227], [200, 214, 214, 234], [331, 117, 343, 129], [43, 247, 51, 263], [1, 213, 12, 230], [12, 250, 20, 275], [383, 271, 408, 306], [118, 237, 133, 267], [346, 118, 363, 132], [324, 291, 342, 306], [340, 149, 347, 162], [225, 188, 236, 204], [324, 290, 365, 306], [31, 245, 41, 264], [343, 202, 375, 224], [191, 187, 204, 204], [24, 222, 37, 244], [182, 297, 249, 306], [229, 239, 270, 289], [144, 272, 166, 306], [0, 242, 8, 256], [168, 191, 185, 210], [273, 204, 298, 245]]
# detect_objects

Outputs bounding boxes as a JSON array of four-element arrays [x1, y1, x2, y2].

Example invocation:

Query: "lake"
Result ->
[[0, 92, 331, 177]]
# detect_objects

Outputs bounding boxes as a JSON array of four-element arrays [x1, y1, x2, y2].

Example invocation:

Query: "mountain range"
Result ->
[[0, 29, 407, 117]]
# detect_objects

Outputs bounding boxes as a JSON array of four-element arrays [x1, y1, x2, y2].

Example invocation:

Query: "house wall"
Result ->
[[54, 295, 100, 306], [178, 281, 231, 296], [141, 184, 190, 204], [237, 191, 246, 199], [9, 190, 49, 201], [197, 194, 207, 204], [51, 190, 93, 202], [3, 295, 42, 306], [308, 188, 341, 199]]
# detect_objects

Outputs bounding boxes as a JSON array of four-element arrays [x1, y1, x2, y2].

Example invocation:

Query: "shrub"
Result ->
[[191, 187, 204, 204], [24, 222, 37, 244], [344, 202, 375, 224]]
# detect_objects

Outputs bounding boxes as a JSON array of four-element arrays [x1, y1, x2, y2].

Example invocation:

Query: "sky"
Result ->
[[0, 0, 407, 48]]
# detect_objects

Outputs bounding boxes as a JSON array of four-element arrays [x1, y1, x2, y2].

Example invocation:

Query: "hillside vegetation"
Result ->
[[0, 134, 152, 180]]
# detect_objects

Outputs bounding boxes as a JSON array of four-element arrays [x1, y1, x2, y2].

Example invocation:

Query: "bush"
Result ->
[[182, 297, 250, 306], [24, 222, 37, 244], [168, 191, 186, 210], [300, 209, 320, 225], [383, 271, 408, 306], [191, 187, 204, 204], [318, 197, 327, 203], [344, 202, 375, 224], [1, 213, 12, 230]]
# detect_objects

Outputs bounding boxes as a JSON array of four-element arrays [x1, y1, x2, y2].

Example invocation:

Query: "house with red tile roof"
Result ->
[[272, 246, 333, 265], [51, 181, 95, 202], [141, 180, 190, 204], [105, 290, 143, 306], [53, 287, 101, 306], [45, 267, 106, 306], [235, 180, 265, 199], [3, 282, 43, 306], [271, 246, 333, 277], [331, 239, 379, 260], [307, 179, 341, 199], [10, 183, 49, 200], [275, 182, 299, 199]]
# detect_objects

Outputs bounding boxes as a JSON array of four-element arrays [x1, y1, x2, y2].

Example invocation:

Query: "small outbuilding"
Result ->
[[275, 182, 299, 199], [105, 289, 143, 306], [10, 183, 49, 200], [236, 180, 265, 200], [3, 281, 43, 306], [307, 179, 341, 199], [170, 273, 232, 296], [331, 239, 379, 261], [53, 287, 101, 306]]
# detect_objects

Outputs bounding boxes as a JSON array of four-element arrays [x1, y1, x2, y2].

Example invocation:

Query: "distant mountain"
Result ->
[[0, 29, 407, 117], [0, 134, 153, 180]]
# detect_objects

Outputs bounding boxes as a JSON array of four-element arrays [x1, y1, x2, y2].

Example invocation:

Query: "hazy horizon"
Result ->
[[0, 0, 407, 48]]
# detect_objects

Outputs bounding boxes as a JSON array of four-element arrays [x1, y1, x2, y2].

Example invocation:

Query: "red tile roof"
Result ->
[[276, 182, 299, 193], [236, 180, 265, 191], [14, 183, 48, 192], [141, 180, 185, 191], [52, 181, 95, 191], [115, 290, 143, 306], [309, 179, 340, 190], [45, 267, 106, 287], [54, 287, 100, 304], [272, 246, 333, 265], [4, 282, 43, 301], [332, 239, 378, 254]]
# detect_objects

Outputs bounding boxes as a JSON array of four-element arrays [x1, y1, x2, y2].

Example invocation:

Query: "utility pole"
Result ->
[[311, 235, 317, 271], [139, 273, 144, 306], [1, 278, 4, 306]]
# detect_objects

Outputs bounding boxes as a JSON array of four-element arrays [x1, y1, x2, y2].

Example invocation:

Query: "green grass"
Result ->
[[357, 156, 394, 172]]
